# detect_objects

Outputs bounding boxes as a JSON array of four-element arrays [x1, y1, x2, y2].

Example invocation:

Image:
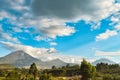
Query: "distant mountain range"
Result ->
[[0, 50, 72, 69], [0, 50, 117, 68], [92, 58, 116, 65]]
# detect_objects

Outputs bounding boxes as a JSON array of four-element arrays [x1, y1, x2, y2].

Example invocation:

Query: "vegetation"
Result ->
[[0, 59, 120, 80], [80, 59, 96, 80], [29, 63, 38, 80]]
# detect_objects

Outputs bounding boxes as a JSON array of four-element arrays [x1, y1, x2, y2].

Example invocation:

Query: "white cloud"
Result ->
[[39, 25, 75, 39], [39, 53, 95, 64], [24, 18, 75, 39], [96, 29, 117, 41], [0, 41, 57, 58], [110, 12, 120, 26], [39, 19, 75, 38], [34, 36, 44, 41], [50, 42, 57, 46], [0, 0, 120, 41], [0, 32, 20, 44], [95, 50, 120, 56], [0, 11, 15, 20], [114, 24, 120, 30], [12, 27, 22, 32], [31, 0, 120, 21]]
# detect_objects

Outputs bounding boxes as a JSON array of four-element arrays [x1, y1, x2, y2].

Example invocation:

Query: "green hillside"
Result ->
[[0, 64, 15, 69]]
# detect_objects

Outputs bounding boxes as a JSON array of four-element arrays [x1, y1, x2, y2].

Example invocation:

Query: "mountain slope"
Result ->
[[0, 50, 41, 67], [45, 59, 67, 67], [0, 50, 70, 68], [92, 58, 116, 65]]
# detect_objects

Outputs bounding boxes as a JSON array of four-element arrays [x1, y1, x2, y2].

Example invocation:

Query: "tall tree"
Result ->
[[52, 65, 56, 69], [80, 59, 96, 80], [29, 63, 38, 80]]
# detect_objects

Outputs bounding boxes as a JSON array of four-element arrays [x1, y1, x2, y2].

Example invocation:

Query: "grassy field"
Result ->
[[0, 64, 15, 69], [0, 77, 6, 80]]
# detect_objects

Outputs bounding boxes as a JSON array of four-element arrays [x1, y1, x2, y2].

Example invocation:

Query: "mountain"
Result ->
[[92, 58, 116, 65], [0, 50, 70, 69], [0, 50, 41, 67], [44, 59, 67, 68]]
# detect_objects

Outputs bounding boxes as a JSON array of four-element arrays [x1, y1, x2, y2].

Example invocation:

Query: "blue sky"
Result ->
[[0, 0, 120, 63]]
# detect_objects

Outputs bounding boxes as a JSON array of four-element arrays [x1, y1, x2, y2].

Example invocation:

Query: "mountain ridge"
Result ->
[[0, 50, 70, 69], [92, 58, 116, 65]]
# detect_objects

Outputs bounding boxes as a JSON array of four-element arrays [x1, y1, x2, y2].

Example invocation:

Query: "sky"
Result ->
[[0, 0, 120, 63]]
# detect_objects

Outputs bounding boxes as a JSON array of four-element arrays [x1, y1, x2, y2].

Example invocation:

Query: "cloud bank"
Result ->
[[0, 41, 57, 58], [95, 50, 120, 56], [31, 0, 119, 21], [0, 0, 120, 61]]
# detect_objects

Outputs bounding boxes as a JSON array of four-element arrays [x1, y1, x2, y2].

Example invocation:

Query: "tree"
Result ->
[[52, 65, 56, 69], [29, 63, 38, 80], [39, 73, 52, 80], [80, 59, 96, 80], [6, 71, 20, 80]]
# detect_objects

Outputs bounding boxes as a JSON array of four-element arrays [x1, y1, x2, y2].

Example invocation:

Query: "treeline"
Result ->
[[42, 64, 80, 76], [0, 59, 120, 80], [96, 63, 120, 80], [42, 59, 96, 80], [96, 63, 120, 74], [0, 59, 96, 80]]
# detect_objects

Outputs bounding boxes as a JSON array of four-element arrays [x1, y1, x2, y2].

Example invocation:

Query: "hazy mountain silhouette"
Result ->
[[92, 58, 116, 65], [0, 50, 69, 68], [0, 50, 40, 67]]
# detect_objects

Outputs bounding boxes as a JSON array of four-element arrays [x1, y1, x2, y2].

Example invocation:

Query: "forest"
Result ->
[[0, 59, 120, 80]]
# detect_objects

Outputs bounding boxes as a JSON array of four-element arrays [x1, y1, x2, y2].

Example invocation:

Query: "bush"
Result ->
[[113, 76, 120, 80], [39, 73, 52, 80], [103, 75, 113, 80]]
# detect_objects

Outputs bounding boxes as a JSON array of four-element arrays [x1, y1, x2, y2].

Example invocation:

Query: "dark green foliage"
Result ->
[[103, 74, 113, 80], [96, 63, 120, 80], [6, 71, 20, 80], [113, 76, 120, 80], [29, 63, 38, 80], [96, 63, 120, 75], [48, 69, 65, 76], [51, 65, 56, 69], [39, 73, 51, 80], [102, 74, 120, 80], [1, 58, 120, 80], [43, 64, 80, 77], [96, 63, 109, 72], [80, 59, 96, 80]]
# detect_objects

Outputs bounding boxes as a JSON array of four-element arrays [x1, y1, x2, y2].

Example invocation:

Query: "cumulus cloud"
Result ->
[[0, 25, 20, 43], [37, 18, 75, 38], [96, 12, 120, 41], [0, 41, 57, 58], [1, 0, 120, 60], [31, 0, 120, 21], [0, 33, 20, 43], [0, 0, 76, 40], [0, 0, 120, 41], [40, 25, 75, 39], [95, 50, 120, 56], [114, 24, 120, 30], [96, 29, 117, 41], [110, 12, 120, 31]]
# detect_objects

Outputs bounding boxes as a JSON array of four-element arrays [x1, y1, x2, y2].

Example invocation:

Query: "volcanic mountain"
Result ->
[[0, 50, 68, 68], [92, 58, 116, 65]]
